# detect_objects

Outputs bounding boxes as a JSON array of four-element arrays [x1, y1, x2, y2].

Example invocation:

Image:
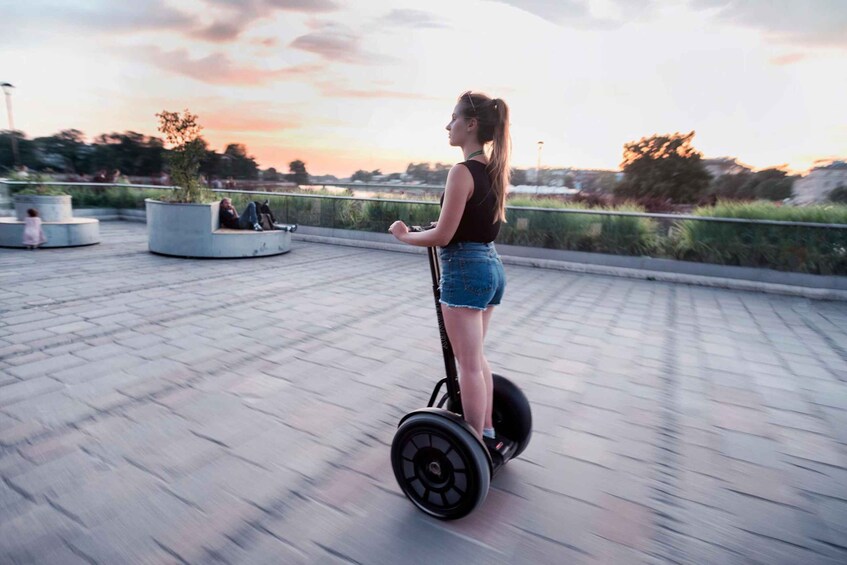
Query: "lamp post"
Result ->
[[1, 82, 20, 168], [536, 140, 544, 193]]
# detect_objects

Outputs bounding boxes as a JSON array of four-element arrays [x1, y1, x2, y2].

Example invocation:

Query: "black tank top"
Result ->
[[440, 160, 501, 246]]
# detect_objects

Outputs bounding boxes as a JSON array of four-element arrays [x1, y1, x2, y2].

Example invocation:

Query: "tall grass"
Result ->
[[503, 198, 659, 255], [673, 202, 847, 274], [68, 186, 172, 208]]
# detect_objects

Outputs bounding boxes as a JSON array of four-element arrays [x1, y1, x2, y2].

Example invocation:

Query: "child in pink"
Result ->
[[22, 208, 47, 249]]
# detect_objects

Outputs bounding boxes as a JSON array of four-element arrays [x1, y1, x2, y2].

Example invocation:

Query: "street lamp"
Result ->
[[1, 82, 20, 168], [536, 141, 544, 193]]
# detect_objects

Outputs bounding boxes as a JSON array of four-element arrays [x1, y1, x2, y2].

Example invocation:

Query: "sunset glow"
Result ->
[[3, 0, 846, 176]]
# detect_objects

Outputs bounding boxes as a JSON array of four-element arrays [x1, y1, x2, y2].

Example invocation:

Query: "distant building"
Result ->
[[310, 174, 340, 184], [509, 185, 579, 196], [570, 169, 622, 192], [793, 160, 847, 204], [702, 157, 753, 178]]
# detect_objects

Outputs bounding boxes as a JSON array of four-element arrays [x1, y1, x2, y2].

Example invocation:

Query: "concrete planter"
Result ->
[[145, 199, 291, 258], [146, 199, 219, 257], [14, 194, 72, 221], [0, 193, 100, 248]]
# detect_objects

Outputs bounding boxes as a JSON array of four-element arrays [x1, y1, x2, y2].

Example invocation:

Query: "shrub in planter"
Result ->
[[10, 174, 67, 196], [155, 110, 210, 203]]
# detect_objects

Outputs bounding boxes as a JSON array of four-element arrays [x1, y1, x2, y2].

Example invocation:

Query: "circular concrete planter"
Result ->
[[145, 198, 291, 258], [146, 199, 219, 257], [0, 193, 100, 248], [14, 194, 72, 222]]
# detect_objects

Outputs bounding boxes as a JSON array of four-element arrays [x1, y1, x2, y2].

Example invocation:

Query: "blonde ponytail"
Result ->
[[459, 92, 512, 223], [487, 99, 510, 223]]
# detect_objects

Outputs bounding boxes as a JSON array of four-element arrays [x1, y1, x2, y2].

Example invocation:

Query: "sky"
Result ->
[[1, 0, 846, 177]]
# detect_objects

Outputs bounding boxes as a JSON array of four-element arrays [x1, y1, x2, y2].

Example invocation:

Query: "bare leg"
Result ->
[[481, 307, 496, 429], [442, 305, 485, 439]]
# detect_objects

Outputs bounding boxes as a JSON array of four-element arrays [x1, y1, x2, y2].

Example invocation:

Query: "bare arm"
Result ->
[[390, 164, 473, 247]]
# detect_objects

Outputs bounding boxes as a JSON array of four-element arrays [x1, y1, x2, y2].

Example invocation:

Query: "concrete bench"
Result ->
[[146, 199, 295, 258], [0, 217, 100, 248]]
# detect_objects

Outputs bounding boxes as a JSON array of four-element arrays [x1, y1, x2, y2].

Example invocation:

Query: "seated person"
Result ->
[[219, 198, 263, 231]]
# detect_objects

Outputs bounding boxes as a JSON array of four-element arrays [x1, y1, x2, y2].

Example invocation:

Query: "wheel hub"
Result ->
[[415, 447, 453, 489]]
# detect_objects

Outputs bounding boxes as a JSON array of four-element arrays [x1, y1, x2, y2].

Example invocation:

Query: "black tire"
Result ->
[[492, 374, 532, 457], [391, 412, 490, 520], [445, 374, 532, 458]]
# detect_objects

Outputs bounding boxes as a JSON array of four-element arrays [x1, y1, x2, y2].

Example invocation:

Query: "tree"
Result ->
[[751, 169, 794, 201], [262, 167, 279, 181], [827, 185, 847, 204], [710, 171, 753, 200], [351, 169, 373, 182], [510, 168, 527, 186], [710, 168, 795, 201], [219, 143, 259, 180], [0, 130, 37, 172], [156, 109, 207, 202], [405, 162, 450, 185], [615, 131, 712, 203], [90, 131, 164, 176], [197, 139, 221, 183], [288, 160, 309, 185], [32, 129, 89, 173], [594, 172, 621, 193]]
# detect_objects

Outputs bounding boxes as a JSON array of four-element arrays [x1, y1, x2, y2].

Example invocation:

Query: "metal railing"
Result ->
[[3, 180, 845, 273], [2, 180, 846, 229]]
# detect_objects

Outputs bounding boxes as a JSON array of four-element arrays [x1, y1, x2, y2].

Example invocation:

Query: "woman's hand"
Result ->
[[388, 220, 409, 241]]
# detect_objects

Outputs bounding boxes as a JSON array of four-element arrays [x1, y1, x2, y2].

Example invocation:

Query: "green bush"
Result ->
[[9, 174, 67, 196], [673, 201, 847, 274], [67, 186, 172, 208]]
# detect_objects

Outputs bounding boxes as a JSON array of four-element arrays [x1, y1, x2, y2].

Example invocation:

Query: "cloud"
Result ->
[[144, 47, 324, 86], [192, 0, 340, 42], [488, 0, 590, 24], [485, 0, 656, 29], [317, 82, 437, 100], [770, 53, 808, 66], [378, 9, 450, 29], [203, 113, 300, 132], [255, 37, 280, 47], [191, 21, 245, 42], [0, 1, 197, 36], [290, 31, 362, 62], [691, 0, 847, 48], [204, 0, 338, 11], [290, 25, 392, 64]]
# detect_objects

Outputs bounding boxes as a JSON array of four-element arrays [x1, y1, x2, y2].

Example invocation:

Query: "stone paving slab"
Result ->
[[1, 222, 846, 564]]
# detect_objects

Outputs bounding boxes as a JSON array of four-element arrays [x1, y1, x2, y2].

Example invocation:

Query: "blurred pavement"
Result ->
[[1, 222, 846, 564]]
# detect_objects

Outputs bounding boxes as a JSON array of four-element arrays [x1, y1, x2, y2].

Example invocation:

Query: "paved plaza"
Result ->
[[1, 221, 846, 564]]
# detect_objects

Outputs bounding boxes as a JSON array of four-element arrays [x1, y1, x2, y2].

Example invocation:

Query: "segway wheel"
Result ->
[[391, 412, 490, 520], [445, 375, 533, 458], [492, 374, 532, 457]]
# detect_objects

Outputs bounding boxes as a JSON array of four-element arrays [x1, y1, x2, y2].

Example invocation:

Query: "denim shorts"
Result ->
[[439, 242, 506, 310]]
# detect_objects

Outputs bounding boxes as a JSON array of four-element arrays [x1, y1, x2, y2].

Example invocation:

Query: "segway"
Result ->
[[390, 227, 532, 520]]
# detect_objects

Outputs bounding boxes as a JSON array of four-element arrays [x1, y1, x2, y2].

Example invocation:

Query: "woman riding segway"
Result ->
[[388, 92, 531, 519]]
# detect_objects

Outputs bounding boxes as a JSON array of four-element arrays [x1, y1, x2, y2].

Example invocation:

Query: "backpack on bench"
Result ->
[[255, 200, 276, 231]]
